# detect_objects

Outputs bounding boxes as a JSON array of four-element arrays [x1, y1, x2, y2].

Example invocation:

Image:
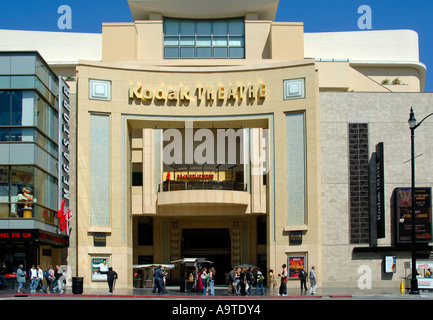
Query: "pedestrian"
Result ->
[[235, 268, 241, 293], [298, 268, 307, 291], [268, 269, 277, 290], [0, 263, 6, 289], [255, 270, 265, 295], [239, 268, 247, 295], [101, 267, 118, 294], [208, 267, 216, 296], [246, 267, 255, 296], [197, 268, 204, 292], [201, 267, 208, 295], [152, 265, 166, 294], [16, 264, 26, 294], [278, 264, 288, 296], [44, 265, 54, 293], [36, 265, 44, 292], [309, 266, 317, 295], [226, 267, 238, 295], [53, 265, 64, 293], [29, 265, 38, 293]]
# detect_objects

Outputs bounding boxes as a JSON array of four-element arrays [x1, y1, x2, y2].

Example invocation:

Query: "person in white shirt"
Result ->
[[278, 264, 288, 296], [35, 265, 44, 292], [309, 266, 317, 295], [29, 265, 38, 293]]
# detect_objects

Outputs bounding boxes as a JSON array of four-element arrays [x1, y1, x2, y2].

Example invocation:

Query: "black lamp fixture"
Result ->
[[408, 107, 433, 294]]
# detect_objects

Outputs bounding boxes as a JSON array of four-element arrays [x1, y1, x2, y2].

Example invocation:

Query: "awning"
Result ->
[[132, 264, 175, 269]]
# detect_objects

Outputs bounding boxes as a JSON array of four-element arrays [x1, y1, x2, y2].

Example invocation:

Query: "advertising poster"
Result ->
[[396, 187, 432, 243], [288, 256, 305, 279], [91, 257, 109, 281]]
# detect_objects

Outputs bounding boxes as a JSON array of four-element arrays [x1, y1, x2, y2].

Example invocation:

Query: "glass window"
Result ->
[[164, 18, 179, 35], [180, 47, 195, 58], [213, 36, 228, 47], [11, 91, 23, 125], [196, 21, 212, 35], [196, 36, 211, 47], [180, 19, 195, 35], [164, 36, 179, 46], [213, 19, 228, 35], [0, 166, 9, 203], [180, 36, 195, 46], [228, 18, 245, 35], [164, 47, 179, 59], [214, 47, 228, 58], [197, 47, 212, 58], [163, 17, 245, 59], [0, 91, 10, 125]]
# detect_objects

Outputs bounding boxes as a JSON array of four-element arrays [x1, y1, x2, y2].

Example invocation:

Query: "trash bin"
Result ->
[[133, 277, 142, 288], [72, 277, 83, 294]]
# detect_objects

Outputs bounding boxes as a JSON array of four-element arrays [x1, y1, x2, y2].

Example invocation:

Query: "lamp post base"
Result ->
[[409, 279, 419, 294]]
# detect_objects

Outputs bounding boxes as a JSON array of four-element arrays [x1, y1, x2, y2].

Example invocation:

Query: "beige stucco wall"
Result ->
[[320, 92, 433, 289]]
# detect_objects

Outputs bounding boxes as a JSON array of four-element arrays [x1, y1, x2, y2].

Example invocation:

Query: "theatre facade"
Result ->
[[74, 0, 322, 288]]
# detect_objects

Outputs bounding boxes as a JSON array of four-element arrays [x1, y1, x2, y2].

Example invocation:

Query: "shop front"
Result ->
[[0, 228, 69, 284]]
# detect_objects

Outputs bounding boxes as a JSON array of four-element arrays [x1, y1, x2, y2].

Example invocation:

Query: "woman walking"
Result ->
[[16, 264, 26, 294]]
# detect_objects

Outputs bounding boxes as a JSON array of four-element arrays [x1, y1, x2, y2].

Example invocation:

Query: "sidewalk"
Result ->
[[1, 284, 432, 299]]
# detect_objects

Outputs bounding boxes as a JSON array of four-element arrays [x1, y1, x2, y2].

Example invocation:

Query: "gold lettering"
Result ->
[[167, 90, 177, 100], [129, 84, 142, 100], [247, 84, 256, 99], [196, 87, 204, 101], [259, 84, 266, 98], [206, 88, 215, 101], [128, 83, 266, 104], [227, 86, 237, 100], [217, 87, 225, 101], [179, 88, 191, 101], [155, 89, 166, 100], [238, 85, 245, 100], [142, 88, 153, 100]]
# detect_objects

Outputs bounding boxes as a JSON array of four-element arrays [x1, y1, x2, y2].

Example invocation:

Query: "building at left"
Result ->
[[0, 52, 70, 278]]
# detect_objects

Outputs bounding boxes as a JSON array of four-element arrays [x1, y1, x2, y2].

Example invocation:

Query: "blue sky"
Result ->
[[0, 0, 431, 91]]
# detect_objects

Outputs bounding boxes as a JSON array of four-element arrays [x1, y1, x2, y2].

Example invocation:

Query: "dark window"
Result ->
[[138, 222, 153, 246], [348, 123, 370, 244]]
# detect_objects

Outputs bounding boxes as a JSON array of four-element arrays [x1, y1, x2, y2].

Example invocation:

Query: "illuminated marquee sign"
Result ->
[[0, 229, 69, 247], [58, 77, 72, 236], [129, 83, 266, 104]]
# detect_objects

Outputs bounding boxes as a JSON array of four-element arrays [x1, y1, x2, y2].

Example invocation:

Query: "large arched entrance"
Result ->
[[181, 228, 231, 284]]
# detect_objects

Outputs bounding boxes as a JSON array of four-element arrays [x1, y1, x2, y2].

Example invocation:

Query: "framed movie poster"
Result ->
[[91, 257, 109, 281], [396, 187, 432, 243], [288, 256, 305, 279]]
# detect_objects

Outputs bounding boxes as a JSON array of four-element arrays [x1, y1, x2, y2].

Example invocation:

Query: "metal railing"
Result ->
[[160, 180, 247, 192]]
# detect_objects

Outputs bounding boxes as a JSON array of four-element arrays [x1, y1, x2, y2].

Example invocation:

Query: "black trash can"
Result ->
[[72, 277, 83, 294]]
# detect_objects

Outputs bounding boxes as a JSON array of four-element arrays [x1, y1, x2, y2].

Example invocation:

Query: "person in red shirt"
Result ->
[[278, 264, 288, 296]]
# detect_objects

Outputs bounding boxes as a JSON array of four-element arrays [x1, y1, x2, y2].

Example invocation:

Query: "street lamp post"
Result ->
[[408, 107, 433, 294]]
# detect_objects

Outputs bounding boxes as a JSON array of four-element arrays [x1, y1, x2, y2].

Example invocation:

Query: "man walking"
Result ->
[[152, 265, 166, 294], [298, 268, 307, 291], [309, 266, 317, 295], [101, 267, 118, 294]]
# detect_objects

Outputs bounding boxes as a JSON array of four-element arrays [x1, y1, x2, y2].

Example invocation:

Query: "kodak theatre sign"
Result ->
[[129, 83, 266, 105]]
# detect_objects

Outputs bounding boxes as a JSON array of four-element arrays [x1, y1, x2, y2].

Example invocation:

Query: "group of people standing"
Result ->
[[226, 267, 265, 296], [198, 267, 216, 295], [15, 264, 65, 294], [271, 264, 317, 295]]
